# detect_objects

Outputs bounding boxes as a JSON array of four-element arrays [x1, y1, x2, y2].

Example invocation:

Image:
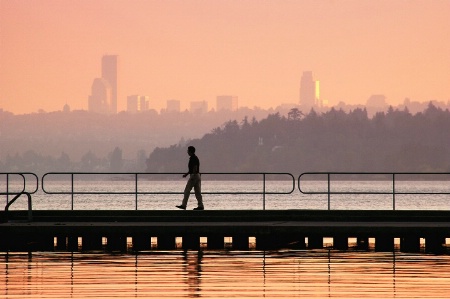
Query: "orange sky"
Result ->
[[1, 0, 449, 114]]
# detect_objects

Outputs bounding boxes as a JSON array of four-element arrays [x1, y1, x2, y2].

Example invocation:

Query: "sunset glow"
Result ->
[[1, 0, 449, 114]]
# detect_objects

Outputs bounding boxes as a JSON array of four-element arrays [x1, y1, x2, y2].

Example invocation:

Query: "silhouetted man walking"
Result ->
[[176, 146, 204, 210]]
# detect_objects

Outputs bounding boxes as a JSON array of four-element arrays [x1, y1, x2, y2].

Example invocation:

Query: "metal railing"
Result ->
[[1, 172, 39, 203], [42, 172, 296, 210], [3, 171, 449, 213], [2, 192, 33, 222], [298, 172, 450, 210], [1, 173, 38, 222]]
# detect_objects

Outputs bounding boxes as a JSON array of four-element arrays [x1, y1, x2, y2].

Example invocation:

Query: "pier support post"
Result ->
[[256, 234, 306, 250], [232, 235, 249, 250], [6, 234, 28, 251], [425, 236, 445, 253], [334, 236, 348, 250], [207, 235, 224, 250], [82, 234, 103, 251], [255, 235, 276, 250], [182, 235, 200, 250], [308, 236, 323, 249], [157, 236, 176, 250], [37, 235, 55, 251], [0, 233, 6, 251], [68, 236, 79, 251], [356, 237, 369, 250], [56, 236, 67, 250], [278, 234, 306, 249], [107, 235, 127, 252], [287, 235, 306, 249], [375, 235, 394, 252], [6, 233, 54, 252], [400, 236, 421, 252], [132, 235, 151, 251]]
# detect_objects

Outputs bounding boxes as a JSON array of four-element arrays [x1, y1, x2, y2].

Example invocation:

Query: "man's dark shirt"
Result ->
[[188, 154, 200, 174]]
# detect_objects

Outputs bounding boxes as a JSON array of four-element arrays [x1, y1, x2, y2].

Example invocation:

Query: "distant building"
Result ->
[[127, 95, 149, 113], [88, 55, 119, 114], [190, 101, 208, 113], [63, 104, 71, 113], [88, 78, 112, 114], [216, 95, 238, 111], [315, 80, 322, 107], [166, 99, 181, 112], [299, 71, 320, 110], [101, 55, 119, 114], [139, 96, 149, 111]]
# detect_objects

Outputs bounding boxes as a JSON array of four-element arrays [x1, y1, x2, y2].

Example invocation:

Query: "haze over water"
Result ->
[[1, 0, 449, 114]]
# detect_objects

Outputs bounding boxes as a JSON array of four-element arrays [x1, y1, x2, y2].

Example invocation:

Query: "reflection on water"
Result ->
[[1, 250, 450, 298]]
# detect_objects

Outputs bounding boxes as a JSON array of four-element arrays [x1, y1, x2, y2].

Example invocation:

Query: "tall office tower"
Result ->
[[299, 71, 316, 110], [216, 95, 238, 111], [88, 78, 112, 114], [101, 55, 118, 114], [315, 80, 321, 107], [166, 99, 181, 112]]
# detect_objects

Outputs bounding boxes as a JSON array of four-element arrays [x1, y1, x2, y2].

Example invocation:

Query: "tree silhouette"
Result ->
[[146, 105, 450, 174], [287, 108, 304, 120]]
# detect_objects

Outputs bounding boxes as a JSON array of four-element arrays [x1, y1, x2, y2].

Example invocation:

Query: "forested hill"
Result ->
[[146, 103, 450, 174]]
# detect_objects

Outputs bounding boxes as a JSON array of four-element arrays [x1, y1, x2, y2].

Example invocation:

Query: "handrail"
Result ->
[[1, 172, 39, 204], [2, 192, 33, 222], [42, 172, 296, 210], [298, 172, 450, 210]]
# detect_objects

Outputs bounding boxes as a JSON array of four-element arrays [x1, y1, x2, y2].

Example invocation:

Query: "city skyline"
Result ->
[[1, 0, 450, 114]]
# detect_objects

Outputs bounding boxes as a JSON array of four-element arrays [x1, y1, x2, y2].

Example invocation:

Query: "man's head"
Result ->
[[187, 146, 196, 155]]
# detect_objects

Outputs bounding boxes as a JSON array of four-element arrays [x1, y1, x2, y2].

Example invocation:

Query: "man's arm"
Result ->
[[183, 157, 199, 177], [183, 165, 198, 177]]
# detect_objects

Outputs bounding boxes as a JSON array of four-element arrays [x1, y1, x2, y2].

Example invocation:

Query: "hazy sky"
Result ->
[[1, 0, 449, 114]]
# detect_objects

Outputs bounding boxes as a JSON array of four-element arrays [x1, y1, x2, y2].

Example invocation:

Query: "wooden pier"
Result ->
[[1, 210, 450, 252]]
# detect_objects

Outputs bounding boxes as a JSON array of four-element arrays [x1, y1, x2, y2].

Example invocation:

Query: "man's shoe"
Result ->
[[193, 206, 204, 210], [176, 205, 186, 210]]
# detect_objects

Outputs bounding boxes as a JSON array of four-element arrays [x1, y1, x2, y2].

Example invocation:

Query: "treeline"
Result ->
[[0, 147, 136, 176], [0, 107, 271, 174], [146, 103, 450, 174]]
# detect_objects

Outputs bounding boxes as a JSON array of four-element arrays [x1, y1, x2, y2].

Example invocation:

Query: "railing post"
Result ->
[[327, 173, 331, 210], [27, 193, 33, 221], [263, 173, 266, 210], [71, 173, 74, 210], [135, 173, 138, 210], [392, 173, 396, 211], [6, 173, 9, 205]]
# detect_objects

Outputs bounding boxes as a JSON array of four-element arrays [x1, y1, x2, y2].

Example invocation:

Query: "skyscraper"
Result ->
[[299, 71, 316, 110], [88, 55, 119, 114], [88, 78, 111, 114], [101, 55, 118, 114]]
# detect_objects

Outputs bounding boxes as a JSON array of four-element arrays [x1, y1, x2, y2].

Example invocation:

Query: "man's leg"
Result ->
[[193, 177, 204, 208], [181, 178, 194, 207]]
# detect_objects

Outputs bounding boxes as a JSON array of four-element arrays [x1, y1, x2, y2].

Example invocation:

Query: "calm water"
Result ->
[[2, 179, 450, 298], [4, 179, 450, 210], [2, 250, 450, 298]]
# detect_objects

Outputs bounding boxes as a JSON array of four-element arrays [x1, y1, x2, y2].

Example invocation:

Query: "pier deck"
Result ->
[[1, 210, 450, 252]]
